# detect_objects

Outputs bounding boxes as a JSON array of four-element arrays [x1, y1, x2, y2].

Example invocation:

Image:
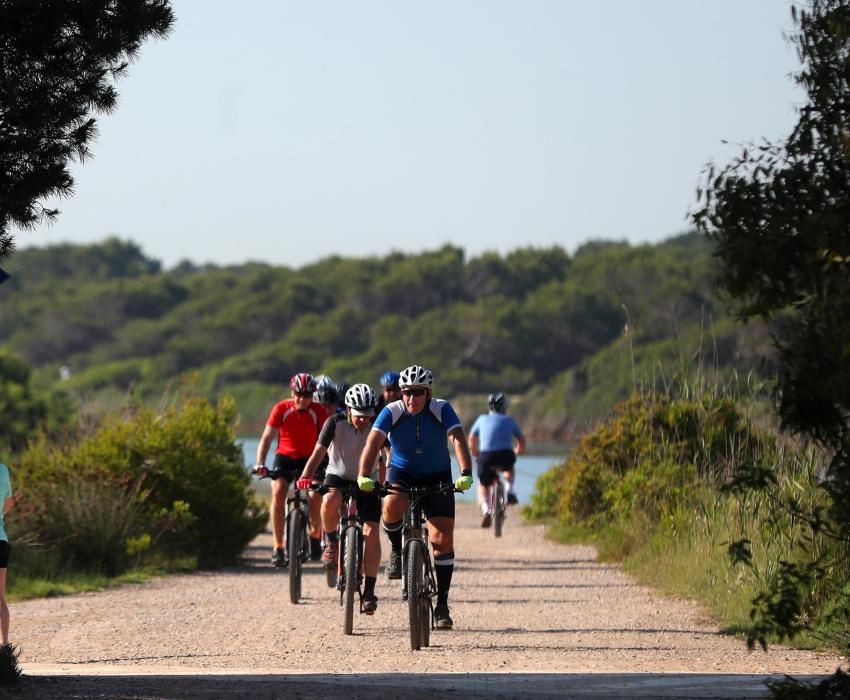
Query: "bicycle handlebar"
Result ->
[[376, 481, 460, 498]]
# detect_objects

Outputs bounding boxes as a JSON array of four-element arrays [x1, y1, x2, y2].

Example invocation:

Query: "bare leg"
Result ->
[[320, 490, 342, 535], [363, 522, 381, 577], [477, 482, 491, 514], [270, 478, 288, 549], [308, 490, 322, 540]]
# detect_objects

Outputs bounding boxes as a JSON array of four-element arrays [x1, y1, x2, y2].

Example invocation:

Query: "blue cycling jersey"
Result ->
[[469, 413, 523, 452], [372, 398, 462, 475]]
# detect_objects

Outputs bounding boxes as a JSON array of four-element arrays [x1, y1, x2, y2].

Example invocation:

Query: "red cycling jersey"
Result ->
[[266, 399, 329, 459]]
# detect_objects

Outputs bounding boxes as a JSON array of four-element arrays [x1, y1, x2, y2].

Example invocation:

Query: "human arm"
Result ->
[[297, 443, 329, 489], [515, 435, 527, 456], [357, 430, 386, 491], [468, 432, 480, 458], [449, 426, 473, 477], [3, 496, 12, 515], [254, 424, 276, 476]]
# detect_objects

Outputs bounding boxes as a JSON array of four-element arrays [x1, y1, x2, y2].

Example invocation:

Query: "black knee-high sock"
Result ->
[[382, 519, 403, 552], [364, 575, 376, 597], [435, 551, 454, 606]]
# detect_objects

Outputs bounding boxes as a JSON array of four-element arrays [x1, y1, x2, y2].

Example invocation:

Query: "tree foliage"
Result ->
[[0, 233, 753, 434], [693, 0, 850, 664], [0, 0, 174, 260]]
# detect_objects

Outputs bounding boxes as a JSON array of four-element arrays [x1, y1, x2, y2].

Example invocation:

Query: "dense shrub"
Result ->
[[10, 392, 266, 575], [527, 391, 767, 530]]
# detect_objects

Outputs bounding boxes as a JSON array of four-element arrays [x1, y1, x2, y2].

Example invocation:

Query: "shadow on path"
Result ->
[[18, 671, 826, 699]]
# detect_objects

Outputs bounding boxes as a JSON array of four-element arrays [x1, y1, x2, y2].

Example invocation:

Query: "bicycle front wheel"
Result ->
[[406, 541, 425, 651], [493, 479, 505, 538], [288, 508, 304, 604], [342, 528, 359, 635]]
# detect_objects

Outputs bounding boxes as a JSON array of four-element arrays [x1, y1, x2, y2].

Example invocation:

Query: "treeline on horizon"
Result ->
[[0, 233, 773, 438]]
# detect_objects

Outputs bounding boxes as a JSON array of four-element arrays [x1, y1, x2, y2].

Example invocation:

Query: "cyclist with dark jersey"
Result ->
[[357, 364, 473, 630], [296, 383, 384, 613], [255, 373, 329, 567], [316, 383, 344, 416], [468, 392, 526, 527]]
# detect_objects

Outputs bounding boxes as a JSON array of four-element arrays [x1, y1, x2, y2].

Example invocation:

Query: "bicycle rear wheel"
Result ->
[[288, 508, 304, 604], [342, 528, 359, 635], [493, 479, 505, 538], [406, 541, 425, 651]]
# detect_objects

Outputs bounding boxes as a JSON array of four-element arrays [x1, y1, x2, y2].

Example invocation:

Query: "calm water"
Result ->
[[238, 437, 566, 506]]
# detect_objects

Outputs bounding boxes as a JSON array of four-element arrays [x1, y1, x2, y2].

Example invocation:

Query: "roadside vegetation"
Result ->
[[4, 386, 266, 600], [527, 378, 850, 655]]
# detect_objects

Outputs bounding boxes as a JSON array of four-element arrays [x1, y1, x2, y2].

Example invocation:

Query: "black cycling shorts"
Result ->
[[0, 540, 10, 568], [272, 454, 309, 483], [476, 449, 516, 486], [323, 474, 381, 523], [386, 467, 455, 520]]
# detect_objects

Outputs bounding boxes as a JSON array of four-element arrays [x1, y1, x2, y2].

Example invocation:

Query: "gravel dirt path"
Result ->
[[9, 503, 845, 698]]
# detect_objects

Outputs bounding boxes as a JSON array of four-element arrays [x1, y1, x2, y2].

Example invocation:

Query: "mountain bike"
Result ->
[[285, 483, 314, 604], [252, 467, 314, 604], [379, 481, 458, 651], [325, 482, 367, 635], [490, 471, 507, 538]]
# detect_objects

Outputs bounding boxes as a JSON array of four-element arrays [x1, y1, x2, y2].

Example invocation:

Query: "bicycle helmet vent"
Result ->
[[345, 383, 377, 416], [399, 364, 433, 389], [290, 372, 317, 394], [488, 392, 507, 413]]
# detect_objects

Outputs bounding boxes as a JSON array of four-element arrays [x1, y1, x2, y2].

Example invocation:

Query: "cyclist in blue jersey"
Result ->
[[356, 364, 473, 630], [468, 392, 526, 527]]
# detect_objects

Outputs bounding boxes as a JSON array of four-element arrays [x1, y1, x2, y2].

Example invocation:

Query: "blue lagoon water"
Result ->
[[238, 437, 566, 506]]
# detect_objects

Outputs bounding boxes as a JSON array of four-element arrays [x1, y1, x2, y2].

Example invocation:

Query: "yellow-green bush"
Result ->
[[10, 393, 267, 575]]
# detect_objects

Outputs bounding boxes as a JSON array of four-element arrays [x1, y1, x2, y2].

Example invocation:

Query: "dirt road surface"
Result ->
[[10, 504, 845, 698]]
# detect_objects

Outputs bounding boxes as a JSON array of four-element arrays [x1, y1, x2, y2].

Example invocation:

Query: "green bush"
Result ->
[[11, 391, 267, 576]]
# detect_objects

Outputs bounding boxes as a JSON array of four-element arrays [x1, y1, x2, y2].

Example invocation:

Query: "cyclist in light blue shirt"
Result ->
[[468, 392, 526, 527]]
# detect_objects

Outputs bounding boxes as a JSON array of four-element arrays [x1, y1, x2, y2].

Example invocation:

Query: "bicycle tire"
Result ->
[[419, 558, 431, 648], [288, 508, 303, 604], [494, 479, 505, 538], [406, 541, 424, 651], [342, 528, 358, 635]]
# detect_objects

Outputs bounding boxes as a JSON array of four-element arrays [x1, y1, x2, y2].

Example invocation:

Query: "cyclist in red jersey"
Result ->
[[255, 373, 329, 567]]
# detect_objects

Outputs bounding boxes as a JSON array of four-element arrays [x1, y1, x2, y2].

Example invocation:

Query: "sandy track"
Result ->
[[10, 503, 844, 697]]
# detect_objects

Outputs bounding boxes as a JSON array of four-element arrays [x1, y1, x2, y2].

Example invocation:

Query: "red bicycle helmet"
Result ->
[[290, 372, 317, 394]]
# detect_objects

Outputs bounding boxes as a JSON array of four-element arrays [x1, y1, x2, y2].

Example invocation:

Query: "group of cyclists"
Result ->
[[254, 364, 525, 631]]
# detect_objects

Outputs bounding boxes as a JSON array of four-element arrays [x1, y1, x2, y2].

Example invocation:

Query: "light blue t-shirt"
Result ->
[[372, 398, 462, 475], [469, 413, 524, 452], [0, 463, 11, 542]]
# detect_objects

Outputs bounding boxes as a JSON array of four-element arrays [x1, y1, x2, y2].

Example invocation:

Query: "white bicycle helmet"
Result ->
[[345, 383, 377, 416], [399, 364, 433, 389]]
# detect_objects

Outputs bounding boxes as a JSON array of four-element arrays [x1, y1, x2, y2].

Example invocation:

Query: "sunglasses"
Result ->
[[294, 391, 313, 398], [401, 388, 427, 397]]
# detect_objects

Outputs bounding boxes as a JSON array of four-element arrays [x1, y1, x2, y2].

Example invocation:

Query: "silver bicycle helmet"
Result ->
[[488, 392, 507, 413], [399, 364, 433, 389], [345, 383, 377, 416]]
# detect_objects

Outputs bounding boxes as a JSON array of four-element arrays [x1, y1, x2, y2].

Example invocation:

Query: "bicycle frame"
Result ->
[[333, 483, 366, 633], [381, 482, 455, 650]]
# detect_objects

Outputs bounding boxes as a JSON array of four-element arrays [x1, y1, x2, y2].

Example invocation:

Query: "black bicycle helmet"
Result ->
[[487, 392, 507, 413]]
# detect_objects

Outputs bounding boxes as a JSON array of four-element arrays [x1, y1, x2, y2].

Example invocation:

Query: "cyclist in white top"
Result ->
[[298, 384, 384, 612]]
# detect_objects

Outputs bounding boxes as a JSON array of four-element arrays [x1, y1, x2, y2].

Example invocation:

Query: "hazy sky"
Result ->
[[25, 1, 803, 269]]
